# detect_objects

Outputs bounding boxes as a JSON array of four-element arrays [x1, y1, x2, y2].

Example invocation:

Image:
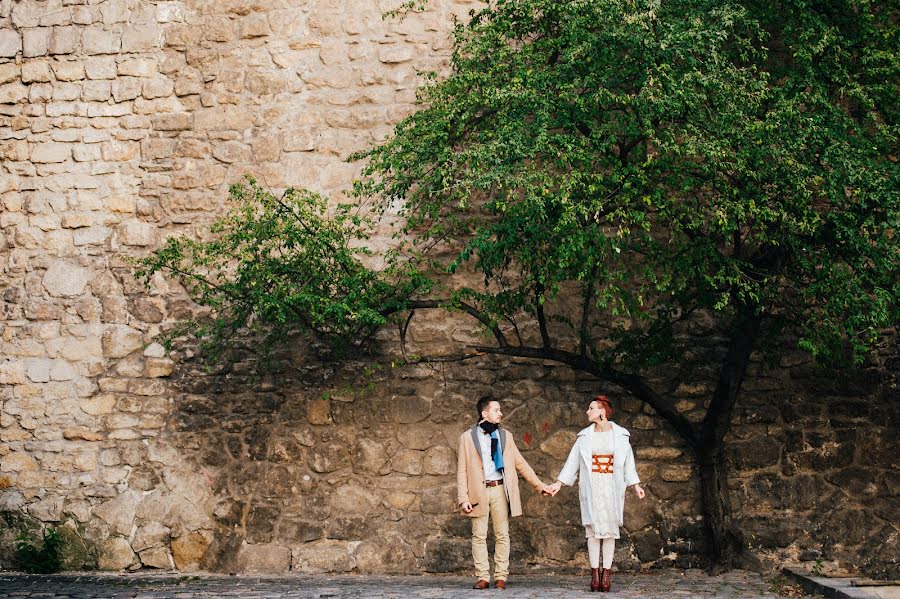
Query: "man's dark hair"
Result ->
[[476, 396, 496, 419]]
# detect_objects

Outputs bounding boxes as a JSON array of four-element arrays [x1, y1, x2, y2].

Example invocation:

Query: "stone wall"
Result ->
[[0, 0, 897, 578]]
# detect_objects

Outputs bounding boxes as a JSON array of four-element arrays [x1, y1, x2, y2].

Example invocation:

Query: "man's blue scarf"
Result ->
[[480, 422, 504, 471]]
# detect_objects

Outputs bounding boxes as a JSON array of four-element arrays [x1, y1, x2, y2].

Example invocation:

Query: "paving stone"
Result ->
[[0, 571, 813, 598]]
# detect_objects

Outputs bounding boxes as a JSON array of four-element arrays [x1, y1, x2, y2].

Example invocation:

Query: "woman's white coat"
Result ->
[[556, 422, 641, 527]]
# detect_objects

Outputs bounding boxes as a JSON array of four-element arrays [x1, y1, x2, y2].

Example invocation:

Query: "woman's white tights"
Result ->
[[587, 537, 615, 569]]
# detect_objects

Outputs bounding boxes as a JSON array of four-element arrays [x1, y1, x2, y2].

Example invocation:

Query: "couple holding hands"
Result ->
[[457, 395, 645, 592]]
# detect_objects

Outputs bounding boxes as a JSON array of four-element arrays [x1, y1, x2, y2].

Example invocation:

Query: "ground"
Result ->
[[0, 570, 813, 598]]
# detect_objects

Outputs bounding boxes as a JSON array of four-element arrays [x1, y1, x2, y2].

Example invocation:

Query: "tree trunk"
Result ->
[[696, 441, 747, 572], [695, 308, 763, 571]]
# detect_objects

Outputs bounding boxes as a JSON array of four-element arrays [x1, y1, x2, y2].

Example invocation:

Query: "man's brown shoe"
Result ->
[[494, 579, 507, 589], [472, 580, 490, 589]]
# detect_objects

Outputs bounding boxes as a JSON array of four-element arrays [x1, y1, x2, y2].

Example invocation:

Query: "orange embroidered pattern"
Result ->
[[591, 454, 613, 474]]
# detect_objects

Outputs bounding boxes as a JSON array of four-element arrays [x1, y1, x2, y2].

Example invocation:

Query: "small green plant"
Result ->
[[15, 527, 63, 573], [811, 558, 825, 576]]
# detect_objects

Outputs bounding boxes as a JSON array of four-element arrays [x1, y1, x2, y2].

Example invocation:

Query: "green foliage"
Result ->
[[15, 527, 63, 574], [354, 0, 898, 368], [134, 177, 431, 366], [140, 1, 897, 373]]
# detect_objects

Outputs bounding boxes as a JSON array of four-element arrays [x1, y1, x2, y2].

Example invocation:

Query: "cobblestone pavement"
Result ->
[[0, 570, 814, 598]]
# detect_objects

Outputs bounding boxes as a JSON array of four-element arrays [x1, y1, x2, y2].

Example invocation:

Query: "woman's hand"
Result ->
[[632, 484, 645, 499], [542, 481, 562, 496]]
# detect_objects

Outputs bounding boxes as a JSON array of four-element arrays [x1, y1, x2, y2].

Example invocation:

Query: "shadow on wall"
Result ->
[[160, 352, 686, 574]]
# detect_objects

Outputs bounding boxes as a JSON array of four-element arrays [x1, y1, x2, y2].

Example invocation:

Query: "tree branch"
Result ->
[[535, 283, 551, 349], [472, 343, 699, 446]]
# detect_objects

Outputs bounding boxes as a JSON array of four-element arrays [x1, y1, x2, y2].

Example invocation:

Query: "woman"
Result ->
[[546, 395, 645, 592]]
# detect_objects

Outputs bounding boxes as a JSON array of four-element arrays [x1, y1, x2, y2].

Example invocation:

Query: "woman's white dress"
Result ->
[[585, 429, 619, 539]]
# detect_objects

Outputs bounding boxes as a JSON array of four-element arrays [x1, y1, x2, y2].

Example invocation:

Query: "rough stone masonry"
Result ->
[[0, 0, 897, 579]]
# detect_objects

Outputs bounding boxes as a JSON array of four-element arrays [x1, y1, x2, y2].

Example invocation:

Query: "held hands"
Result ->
[[461, 501, 474, 513], [541, 481, 562, 497]]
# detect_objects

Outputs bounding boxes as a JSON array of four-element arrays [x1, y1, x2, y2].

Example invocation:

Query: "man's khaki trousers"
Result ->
[[471, 484, 510, 581]]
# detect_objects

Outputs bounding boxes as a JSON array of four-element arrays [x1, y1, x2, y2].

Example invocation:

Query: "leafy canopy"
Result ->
[[355, 0, 898, 367], [135, 179, 429, 365], [139, 0, 898, 370]]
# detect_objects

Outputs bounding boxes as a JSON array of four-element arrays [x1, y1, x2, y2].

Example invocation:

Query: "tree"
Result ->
[[138, 0, 898, 569]]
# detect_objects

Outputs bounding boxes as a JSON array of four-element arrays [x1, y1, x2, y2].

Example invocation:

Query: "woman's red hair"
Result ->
[[592, 395, 613, 418]]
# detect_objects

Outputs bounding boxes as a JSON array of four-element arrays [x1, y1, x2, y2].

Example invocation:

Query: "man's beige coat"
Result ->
[[457, 425, 545, 518]]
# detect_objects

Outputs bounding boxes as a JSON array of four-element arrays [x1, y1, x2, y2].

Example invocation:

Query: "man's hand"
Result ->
[[461, 501, 474, 513], [542, 481, 562, 496], [632, 484, 645, 499]]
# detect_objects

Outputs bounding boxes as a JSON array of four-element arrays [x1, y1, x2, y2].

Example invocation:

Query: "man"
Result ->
[[457, 397, 550, 590]]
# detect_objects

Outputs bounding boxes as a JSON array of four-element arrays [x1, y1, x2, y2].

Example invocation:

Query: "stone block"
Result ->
[[24, 357, 51, 382], [250, 134, 281, 162], [379, 44, 414, 64], [0, 82, 28, 104], [291, 540, 356, 573], [74, 226, 111, 245], [171, 531, 210, 570], [389, 396, 430, 424], [116, 221, 156, 247], [307, 397, 332, 425], [0, 140, 29, 161], [139, 547, 172, 569], [151, 112, 191, 130], [72, 143, 102, 162], [391, 449, 423, 475], [329, 483, 380, 516], [310, 442, 349, 473], [85, 57, 117, 79], [637, 447, 684, 460], [49, 26, 81, 55], [194, 106, 255, 131], [0, 63, 18, 84], [0, 30, 22, 57], [424, 445, 454, 475], [239, 14, 270, 38], [0, 360, 26, 385], [94, 490, 139, 535], [73, 6, 93, 25], [82, 27, 121, 54], [659, 464, 694, 482], [133, 521, 171, 552], [157, 2, 184, 23], [22, 28, 49, 57], [28, 494, 65, 521], [1, 452, 39, 472], [20, 61, 49, 83], [540, 430, 577, 460], [100, 140, 139, 161], [102, 325, 144, 358], [142, 77, 174, 99], [99, 537, 135, 570], [119, 57, 158, 77], [211, 140, 251, 163], [101, 0, 130, 24], [42, 260, 90, 296], [112, 77, 142, 101], [82, 80, 112, 101], [121, 24, 160, 52], [353, 437, 388, 473], [80, 393, 117, 415], [53, 82, 81, 100], [237, 542, 291, 573], [49, 360, 77, 381], [63, 428, 105, 441], [283, 128, 317, 152]]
